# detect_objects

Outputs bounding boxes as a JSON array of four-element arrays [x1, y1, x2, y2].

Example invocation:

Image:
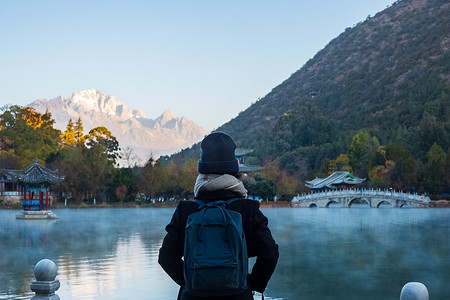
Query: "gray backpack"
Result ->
[[183, 198, 248, 296]]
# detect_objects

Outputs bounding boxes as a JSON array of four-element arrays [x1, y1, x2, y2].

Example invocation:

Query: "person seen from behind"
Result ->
[[159, 131, 279, 300]]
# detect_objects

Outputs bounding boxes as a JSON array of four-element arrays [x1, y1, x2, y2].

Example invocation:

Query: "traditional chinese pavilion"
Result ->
[[306, 171, 365, 191], [236, 148, 263, 172], [6, 158, 65, 219]]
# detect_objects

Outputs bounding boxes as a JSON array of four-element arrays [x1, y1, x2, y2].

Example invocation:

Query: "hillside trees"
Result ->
[[349, 131, 386, 178], [249, 102, 449, 195], [385, 143, 417, 190], [195, 0, 450, 196], [270, 103, 335, 153], [268, 103, 340, 190], [328, 154, 352, 174], [423, 143, 447, 192]]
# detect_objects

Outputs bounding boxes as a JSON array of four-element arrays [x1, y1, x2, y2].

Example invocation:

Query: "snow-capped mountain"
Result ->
[[28, 89, 208, 164]]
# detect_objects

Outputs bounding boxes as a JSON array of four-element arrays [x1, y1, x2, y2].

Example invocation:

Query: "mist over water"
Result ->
[[0, 207, 448, 300], [264, 207, 449, 300], [0, 208, 178, 300]]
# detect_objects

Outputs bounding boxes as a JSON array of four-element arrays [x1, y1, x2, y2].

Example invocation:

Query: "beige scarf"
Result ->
[[194, 174, 248, 198]]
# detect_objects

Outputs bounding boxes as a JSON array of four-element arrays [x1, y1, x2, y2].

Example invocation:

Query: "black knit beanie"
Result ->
[[198, 132, 239, 174]]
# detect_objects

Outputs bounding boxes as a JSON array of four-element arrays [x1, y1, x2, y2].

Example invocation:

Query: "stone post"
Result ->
[[30, 259, 60, 300], [400, 282, 429, 300]]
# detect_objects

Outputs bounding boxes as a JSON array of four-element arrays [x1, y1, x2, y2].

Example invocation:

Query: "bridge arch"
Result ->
[[326, 201, 341, 208], [376, 201, 393, 208], [348, 198, 370, 207], [309, 203, 318, 208]]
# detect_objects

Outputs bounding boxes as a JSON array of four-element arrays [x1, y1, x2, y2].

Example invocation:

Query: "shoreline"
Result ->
[[1, 200, 292, 210], [1, 200, 448, 210]]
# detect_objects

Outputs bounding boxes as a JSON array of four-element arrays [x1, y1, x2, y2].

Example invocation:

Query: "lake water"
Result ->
[[0, 207, 448, 300]]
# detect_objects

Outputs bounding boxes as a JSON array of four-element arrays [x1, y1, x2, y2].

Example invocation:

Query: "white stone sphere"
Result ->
[[34, 259, 57, 281], [400, 282, 429, 300]]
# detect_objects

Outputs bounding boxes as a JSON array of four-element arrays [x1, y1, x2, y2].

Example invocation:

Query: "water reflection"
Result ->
[[0, 208, 449, 300], [0, 208, 179, 300], [56, 234, 174, 299], [262, 207, 450, 300], [52, 209, 180, 300]]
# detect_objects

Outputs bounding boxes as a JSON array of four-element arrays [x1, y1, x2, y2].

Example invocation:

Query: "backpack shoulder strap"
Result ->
[[193, 199, 206, 206], [224, 198, 241, 205], [194, 198, 240, 206]]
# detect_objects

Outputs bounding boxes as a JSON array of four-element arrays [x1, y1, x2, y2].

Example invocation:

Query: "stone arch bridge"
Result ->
[[291, 188, 431, 208]]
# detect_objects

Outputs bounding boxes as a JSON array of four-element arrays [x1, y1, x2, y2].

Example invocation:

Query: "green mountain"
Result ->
[[172, 0, 450, 194]]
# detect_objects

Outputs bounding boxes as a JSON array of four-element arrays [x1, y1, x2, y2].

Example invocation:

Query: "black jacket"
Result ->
[[158, 190, 279, 300]]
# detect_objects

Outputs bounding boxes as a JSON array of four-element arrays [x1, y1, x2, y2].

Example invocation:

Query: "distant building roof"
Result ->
[[3, 158, 65, 185], [306, 171, 365, 190], [234, 148, 262, 172]]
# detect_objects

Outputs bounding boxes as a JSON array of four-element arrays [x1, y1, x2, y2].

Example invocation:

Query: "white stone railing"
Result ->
[[26, 258, 428, 300], [1, 191, 20, 196], [292, 188, 430, 204], [29, 259, 60, 299]]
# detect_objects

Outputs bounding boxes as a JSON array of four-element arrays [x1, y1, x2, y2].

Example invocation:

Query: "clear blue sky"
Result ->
[[0, 0, 393, 131]]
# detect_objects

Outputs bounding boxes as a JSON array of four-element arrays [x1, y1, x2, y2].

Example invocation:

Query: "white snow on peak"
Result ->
[[27, 89, 208, 164], [71, 89, 102, 108], [67, 89, 144, 119]]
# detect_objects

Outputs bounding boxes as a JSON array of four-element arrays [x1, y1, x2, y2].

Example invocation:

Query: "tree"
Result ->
[[47, 146, 86, 203], [137, 156, 165, 200], [0, 105, 61, 168], [47, 138, 115, 204], [0, 150, 18, 169], [349, 131, 371, 169], [108, 167, 138, 202], [82, 144, 115, 202], [368, 160, 395, 188], [87, 127, 120, 165], [443, 148, 450, 194], [74, 117, 86, 145], [328, 154, 352, 174], [162, 161, 183, 200], [179, 159, 198, 197], [121, 146, 141, 167], [349, 131, 384, 178], [386, 143, 417, 190], [261, 159, 298, 196], [115, 185, 128, 203], [413, 113, 449, 161], [245, 174, 277, 201], [270, 102, 335, 153], [62, 119, 76, 146], [423, 142, 446, 192]]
